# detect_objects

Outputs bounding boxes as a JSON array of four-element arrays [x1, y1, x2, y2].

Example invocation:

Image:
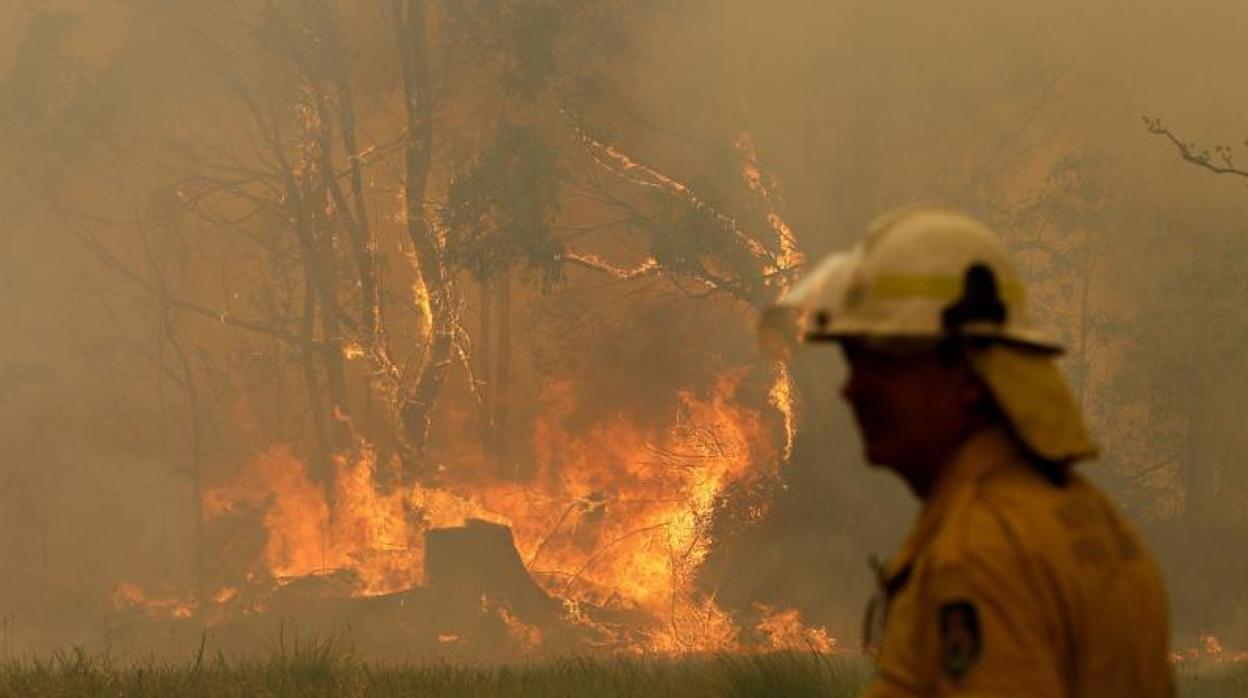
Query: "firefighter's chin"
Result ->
[[850, 412, 898, 467], [858, 429, 903, 469]]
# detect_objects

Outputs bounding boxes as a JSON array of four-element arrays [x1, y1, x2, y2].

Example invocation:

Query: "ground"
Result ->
[[0, 649, 1242, 697]]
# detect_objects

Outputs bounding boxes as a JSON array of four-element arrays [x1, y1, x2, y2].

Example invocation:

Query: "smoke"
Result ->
[[3, 0, 1248, 657]]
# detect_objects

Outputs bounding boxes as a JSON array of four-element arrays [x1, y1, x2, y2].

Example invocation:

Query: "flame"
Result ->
[[496, 602, 544, 651], [213, 586, 239, 604], [111, 582, 195, 621], [768, 363, 797, 463], [733, 131, 801, 468], [753, 603, 837, 654], [194, 368, 787, 652], [562, 251, 665, 282], [204, 447, 335, 581], [204, 445, 502, 596], [1200, 634, 1248, 663], [498, 371, 769, 618], [1204, 634, 1225, 660], [734, 131, 804, 276], [1169, 634, 1248, 664], [648, 594, 742, 654]]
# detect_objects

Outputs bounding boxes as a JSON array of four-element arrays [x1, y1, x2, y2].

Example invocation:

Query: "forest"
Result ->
[[1, 0, 1247, 685]]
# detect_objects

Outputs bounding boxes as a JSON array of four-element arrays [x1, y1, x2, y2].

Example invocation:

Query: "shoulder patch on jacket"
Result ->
[[939, 600, 981, 679]]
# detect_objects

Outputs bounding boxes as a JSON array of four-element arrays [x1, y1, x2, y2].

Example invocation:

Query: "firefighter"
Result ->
[[762, 208, 1173, 697]]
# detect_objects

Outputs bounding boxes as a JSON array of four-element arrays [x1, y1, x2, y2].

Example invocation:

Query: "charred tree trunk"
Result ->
[[310, 209, 352, 452], [495, 267, 512, 466], [299, 268, 335, 490], [333, 82, 380, 353], [308, 84, 377, 439], [169, 323, 205, 602], [281, 170, 335, 492], [144, 194, 209, 603], [479, 273, 495, 451], [270, 2, 371, 442], [1075, 227, 1095, 408], [156, 298, 206, 602], [330, 82, 384, 430], [1182, 355, 1218, 531], [271, 106, 349, 494], [395, 0, 454, 476]]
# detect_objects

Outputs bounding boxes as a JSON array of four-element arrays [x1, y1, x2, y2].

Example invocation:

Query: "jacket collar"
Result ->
[[879, 427, 1022, 591]]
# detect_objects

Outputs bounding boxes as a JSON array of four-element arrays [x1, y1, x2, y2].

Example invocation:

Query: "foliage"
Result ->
[[445, 122, 564, 285]]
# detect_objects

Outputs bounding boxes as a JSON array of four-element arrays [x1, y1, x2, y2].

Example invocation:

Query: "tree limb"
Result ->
[[1144, 116, 1248, 181]]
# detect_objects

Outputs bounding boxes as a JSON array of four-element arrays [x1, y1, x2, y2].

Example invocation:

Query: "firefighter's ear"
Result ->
[[942, 345, 988, 411]]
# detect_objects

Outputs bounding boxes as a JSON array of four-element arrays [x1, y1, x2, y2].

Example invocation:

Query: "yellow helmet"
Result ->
[[775, 207, 1061, 352], [763, 207, 1097, 464]]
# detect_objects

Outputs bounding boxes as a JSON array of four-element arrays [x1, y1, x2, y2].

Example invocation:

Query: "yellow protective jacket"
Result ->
[[862, 429, 1173, 697]]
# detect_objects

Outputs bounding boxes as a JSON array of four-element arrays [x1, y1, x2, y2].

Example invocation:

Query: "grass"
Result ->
[[0, 646, 869, 698], [1175, 662, 1248, 698], [0, 641, 1241, 697]]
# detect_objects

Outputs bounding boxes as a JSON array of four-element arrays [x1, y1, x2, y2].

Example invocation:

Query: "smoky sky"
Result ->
[[3, 0, 1248, 654]]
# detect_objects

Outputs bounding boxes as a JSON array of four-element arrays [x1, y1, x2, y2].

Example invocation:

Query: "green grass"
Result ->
[[0, 643, 1241, 697], [0, 647, 869, 698]]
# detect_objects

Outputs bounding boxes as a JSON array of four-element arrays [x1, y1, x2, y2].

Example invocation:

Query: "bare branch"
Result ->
[[561, 108, 778, 270], [1144, 116, 1248, 181], [53, 199, 314, 348]]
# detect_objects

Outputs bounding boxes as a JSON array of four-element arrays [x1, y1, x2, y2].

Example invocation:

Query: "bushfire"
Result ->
[[114, 366, 819, 655]]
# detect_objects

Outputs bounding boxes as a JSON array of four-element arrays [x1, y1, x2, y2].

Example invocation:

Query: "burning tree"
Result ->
[[14, 0, 809, 654]]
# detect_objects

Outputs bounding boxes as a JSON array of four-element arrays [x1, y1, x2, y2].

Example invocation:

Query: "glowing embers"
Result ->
[[753, 604, 837, 654], [1171, 635, 1248, 665], [111, 582, 194, 621]]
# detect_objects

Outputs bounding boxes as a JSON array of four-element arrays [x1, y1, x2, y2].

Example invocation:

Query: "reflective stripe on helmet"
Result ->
[[870, 273, 1025, 305]]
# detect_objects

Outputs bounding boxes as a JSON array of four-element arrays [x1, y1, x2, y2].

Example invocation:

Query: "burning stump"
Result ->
[[110, 520, 603, 660], [425, 519, 562, 624], [419, 519, 581, 656]]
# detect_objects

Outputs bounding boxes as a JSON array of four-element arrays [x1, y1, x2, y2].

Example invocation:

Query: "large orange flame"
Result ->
[[203, 444, 504, 596], [502, 371, 766, 615], [185, 368, 815, 652]]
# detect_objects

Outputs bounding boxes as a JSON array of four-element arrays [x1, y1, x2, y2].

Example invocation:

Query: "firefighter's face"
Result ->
[[839, 340, 986, 496]]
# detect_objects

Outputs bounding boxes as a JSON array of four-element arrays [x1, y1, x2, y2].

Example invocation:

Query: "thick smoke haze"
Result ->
[[2, 0, 1248, 659]]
